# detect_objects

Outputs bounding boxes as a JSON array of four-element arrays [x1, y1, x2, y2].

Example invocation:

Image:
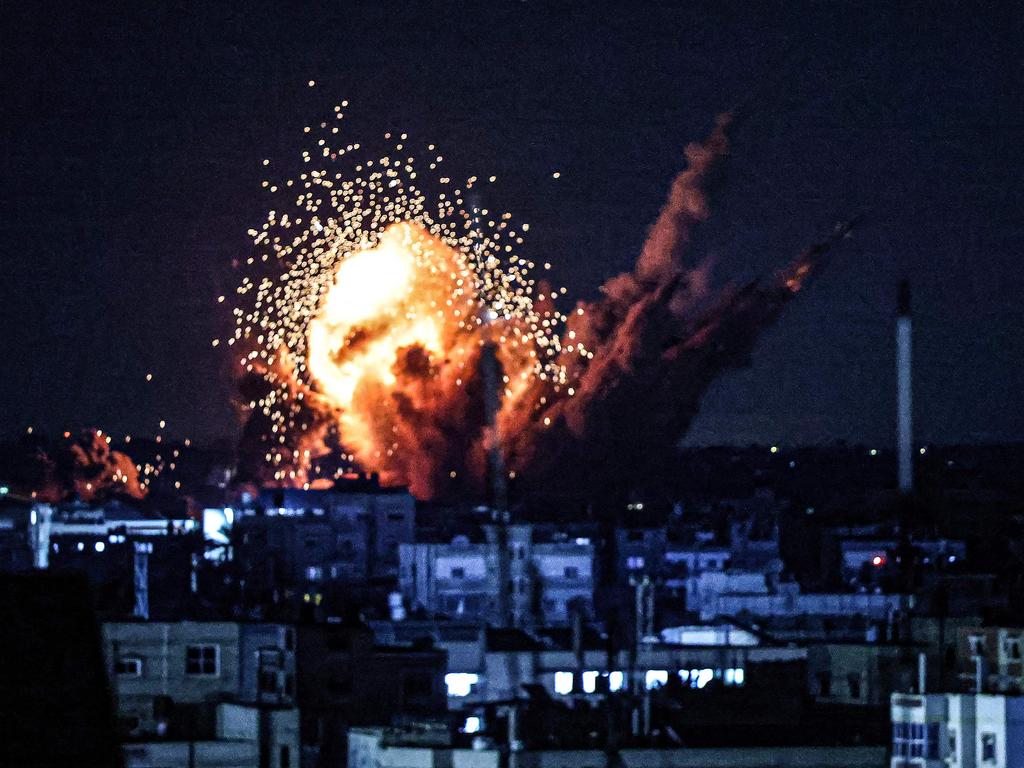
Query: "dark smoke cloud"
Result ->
[[0, 429, 147, 502], [235, 115, 853, 501]]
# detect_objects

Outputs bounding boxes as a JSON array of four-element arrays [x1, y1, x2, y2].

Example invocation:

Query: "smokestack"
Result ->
[[896, 281, 913, 494]]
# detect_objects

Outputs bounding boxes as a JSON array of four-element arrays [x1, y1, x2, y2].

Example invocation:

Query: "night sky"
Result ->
[[3, 3, 1022, 449]]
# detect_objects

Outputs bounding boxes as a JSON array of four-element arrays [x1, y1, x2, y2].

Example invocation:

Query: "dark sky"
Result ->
[[2, 2, 1022, 448]]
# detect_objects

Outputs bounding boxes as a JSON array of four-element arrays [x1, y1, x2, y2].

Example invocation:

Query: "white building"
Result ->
[[399, 525, 594, 627], [890, 692, 1024, 767]]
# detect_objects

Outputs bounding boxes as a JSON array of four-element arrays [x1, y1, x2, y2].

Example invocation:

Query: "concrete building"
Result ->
[[807, 643, 922, 707], [122, 703, 299, 768], [295, 620, 448, 767], [102, 621, 296, 734], [212, 479, 416, 611], [24, 500, 201, 619], [399, 525, 595, 627], [957, 626, 1024, 694], [350, 726, 885, 768], [890, 691, 1024, 767], [370, 620, 801, 707]]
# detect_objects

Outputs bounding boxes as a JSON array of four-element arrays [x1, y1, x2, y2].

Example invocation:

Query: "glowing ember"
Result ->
[[231, 106, 853, 500], [229, 106, 570, 497]]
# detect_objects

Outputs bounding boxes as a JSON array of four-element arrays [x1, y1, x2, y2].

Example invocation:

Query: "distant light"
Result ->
[[308, 79, 316, 87], [869, 449, 878, 456], [872, 555, 885, 567], [0, 485, 8, 495], [554, 671, 574, 695], [445, 673, 480, 697], [608, 671, 626, 692], [770, 446, 778, 454], [552, 171, 561, 179], [948, 555, 957, 563], [463, 716, 482, 734], [582, 671, 598, 693], [95, 541, 105, 553], [920, 447, 927, 455], [77, 542, 84, 552], [645, 670, 668, 690]]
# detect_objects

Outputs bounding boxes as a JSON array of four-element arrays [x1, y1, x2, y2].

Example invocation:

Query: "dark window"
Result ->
[[280, 745, 291, 768], [564, 566, 579, 579], [327, 675, 353, 695], [817, 671, 832, 697], [926, 724, 940, 760], [116, 657, 143, 676], [284, 629, 295, 652], [451, 567, 465, 579], [388, 513, 405, 522], [847, 673, 861, 700], [185, 644, 219, 676], [982, 732, 996, 762]]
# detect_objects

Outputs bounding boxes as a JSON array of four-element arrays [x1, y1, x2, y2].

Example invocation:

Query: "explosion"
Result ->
[[231, 108, 852, 500]]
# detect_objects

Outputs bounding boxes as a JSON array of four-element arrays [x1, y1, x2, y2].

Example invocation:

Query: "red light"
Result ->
[[871, 555, 885, 567]]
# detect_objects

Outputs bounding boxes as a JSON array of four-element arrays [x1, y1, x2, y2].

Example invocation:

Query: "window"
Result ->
[[969, 634, 986, 656], [305, 566, 322, 582], [817, 671, 832, 697], [948, 729, 957, 761], [847, 673, 862, 700], [450, 567, 466, 579], [1005, 636, 1022, 659], [982, 732, 996, 763], [116, 656, 143, 676], [444, 672, 479, 697], [893, 722, 939, 760], [279, 745, 291, 768], [645, 670, 668, 689], [185, 644, 219, 676], [553, 671, 574, 695], [564, 566, 579, 579], [626, 556, 645, 570]]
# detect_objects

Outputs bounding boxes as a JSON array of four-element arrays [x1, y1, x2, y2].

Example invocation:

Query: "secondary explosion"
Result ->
[[231, 110, 851, 500]]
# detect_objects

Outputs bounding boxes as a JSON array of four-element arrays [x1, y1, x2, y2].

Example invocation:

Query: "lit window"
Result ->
[[463, 716, 482, 734], [115, 656, 143, 676], [305, 566, 322, 582], [608, 671, 625, 691], [582, 671, 598, 693], [554, 671, 574, 695], [185, 644, 219, 676], [692, 668, 714, 689], [732, 667, 744, 685], [678, 670, 690, 683], [444, 673, 479, 697], [626, 556, 645, 570], [645, 670, 668, 689]]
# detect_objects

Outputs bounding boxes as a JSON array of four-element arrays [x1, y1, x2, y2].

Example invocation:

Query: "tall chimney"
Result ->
[[897, 281, 913, 494]]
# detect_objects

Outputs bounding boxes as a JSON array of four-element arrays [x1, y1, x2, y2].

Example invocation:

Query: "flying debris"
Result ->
[[230, 107, 855, 501]]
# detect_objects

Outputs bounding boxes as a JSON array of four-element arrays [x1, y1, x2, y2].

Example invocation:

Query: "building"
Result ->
[[956, 626, 1024, 694], [122, 703, 299, 768], [27, 499, 201, 619], [399, 524, 595, 627], [807, 643, 923, 707], [101, 621, 296, 736], [219, 478, 414, 587], [890, 691, 1024, 767], [350, 725, 885, 768], [295, 619, 448, 767], [370, 619, 801, 708]]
